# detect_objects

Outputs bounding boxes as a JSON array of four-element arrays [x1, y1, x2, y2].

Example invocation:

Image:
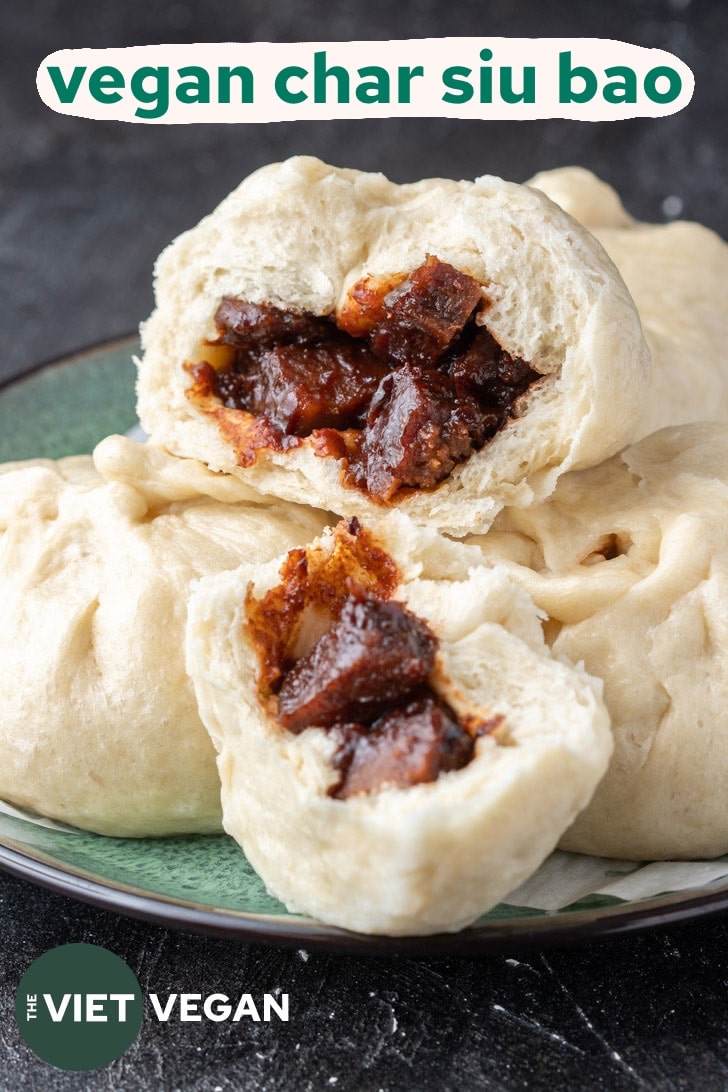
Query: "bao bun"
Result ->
[[473, 423, 728, 860], [530, 166, 728, 438], [0, 436, 327, 836], [139, 157, 649, 536], [186, 515, 611, 935]]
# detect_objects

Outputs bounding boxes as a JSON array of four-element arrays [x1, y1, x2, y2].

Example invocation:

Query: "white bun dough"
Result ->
[[186, 515, 611, 935], [471, 423, 728, 860], [0, 436, 328, 836], [529, 167, 728, 438], [138, 156, 649, 537]]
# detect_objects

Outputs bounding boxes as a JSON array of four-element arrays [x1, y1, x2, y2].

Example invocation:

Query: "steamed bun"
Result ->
[[472, 423, 728, 860], [529, 166, 728, 438], [138, 156, 649, 536], [0, 436, 328, 836], [186, 515, 611, 935]]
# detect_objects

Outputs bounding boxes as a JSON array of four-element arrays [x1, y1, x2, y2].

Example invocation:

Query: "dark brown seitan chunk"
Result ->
[[277, 590, 437, 732], [353, 367, 497, 500], [330, 691, 475, 799], [369, 255, 483, 368]]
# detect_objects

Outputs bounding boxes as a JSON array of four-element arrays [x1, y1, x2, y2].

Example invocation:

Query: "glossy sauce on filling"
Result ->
[[188, 256, 541, 501], [245, 519, 501, 799]]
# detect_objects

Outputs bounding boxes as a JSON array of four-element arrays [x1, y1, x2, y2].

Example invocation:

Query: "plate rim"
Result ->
[[4, 837, 728, 955], [2, 338, 728, 954]]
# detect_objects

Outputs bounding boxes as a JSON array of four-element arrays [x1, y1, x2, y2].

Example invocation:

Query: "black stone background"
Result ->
[[1, 1, 727, 1088]]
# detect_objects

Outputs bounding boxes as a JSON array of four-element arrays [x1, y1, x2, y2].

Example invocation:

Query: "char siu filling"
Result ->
[[190, 256, 541, 501], [245, 520, 491, 799], [279, 587, 474, 800]]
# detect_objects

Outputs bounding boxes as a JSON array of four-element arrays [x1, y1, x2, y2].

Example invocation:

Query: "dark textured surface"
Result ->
[[1, 1, 727, 1088], [4, 871, 728, 1091]]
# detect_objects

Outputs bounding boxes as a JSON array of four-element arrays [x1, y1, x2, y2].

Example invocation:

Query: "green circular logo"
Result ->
[[15, 943, 143, 1071]]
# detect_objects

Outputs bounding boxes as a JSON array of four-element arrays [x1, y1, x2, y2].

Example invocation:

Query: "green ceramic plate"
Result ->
[[3, 337, 728, 954]]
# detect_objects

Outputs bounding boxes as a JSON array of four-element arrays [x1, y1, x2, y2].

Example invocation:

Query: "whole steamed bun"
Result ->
[[472, 423, 728, 860], [138, 156, 649, 537], [529, 166, 728, 438], [0, 436, 328, 836]]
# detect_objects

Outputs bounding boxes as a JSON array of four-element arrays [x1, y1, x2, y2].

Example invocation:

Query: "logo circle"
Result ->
[[15, 943, 143, 1071]]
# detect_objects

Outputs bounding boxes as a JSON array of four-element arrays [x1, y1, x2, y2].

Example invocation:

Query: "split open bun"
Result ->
[[0, 436, 327, 836], [471, 423, 728, 860], [186, 515, 611, 935], [138, 156, 649, 537], [529, 166, 728, 438]]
